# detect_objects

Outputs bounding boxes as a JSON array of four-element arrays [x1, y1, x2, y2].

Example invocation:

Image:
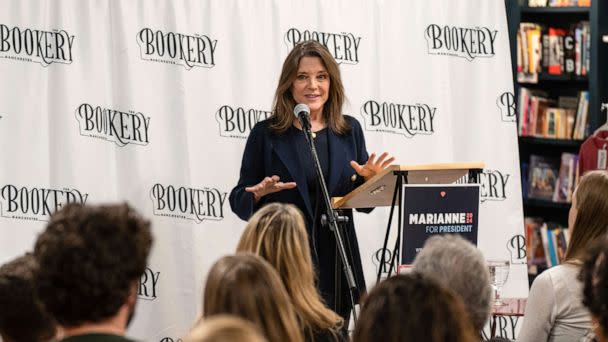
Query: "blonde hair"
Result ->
[[565, 170, 608, 261], [237, 203, 342, 339], [270, 41, 349, 135], [184, 315, 267, 342], [203, 254, 303, 342]]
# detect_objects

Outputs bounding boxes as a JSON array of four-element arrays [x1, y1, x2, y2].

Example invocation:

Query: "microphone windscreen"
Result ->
[[294, 103, 310, 118]]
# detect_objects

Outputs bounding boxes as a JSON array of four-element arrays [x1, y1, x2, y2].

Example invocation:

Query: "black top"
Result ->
[[292, 126, 330, 207]]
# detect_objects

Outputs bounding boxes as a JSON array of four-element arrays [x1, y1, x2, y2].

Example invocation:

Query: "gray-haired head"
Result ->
[[412, 234, 492, 331]]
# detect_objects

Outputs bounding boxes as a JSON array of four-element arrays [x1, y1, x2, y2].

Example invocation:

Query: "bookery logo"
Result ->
[[284, 28, 361, 64], [482, 316, 520, 341], [75, 103, 151, 147], [0, 185, 88, 222], [497, 92, 516, 122], [160, 338, 182, 342], [424, 24, 497, 61], [150, 184, 227, 223], [481, 316, 521, 341], [215, 105, 272, 139], [507, 234, 527, 265], [0, 24, 75, 66], [138, 266, 160, 301], [359, 100, 436, 138], [137, 28, 217, 70], [479, 169, 510, 202], [372, 247, 397, 278]]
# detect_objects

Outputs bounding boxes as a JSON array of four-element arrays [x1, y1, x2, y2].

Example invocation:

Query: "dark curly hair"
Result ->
[[0, 253, 56, 342], [352, 273, 478, 342], [579, 236, 608, 338], [33, 203, 153, 326]]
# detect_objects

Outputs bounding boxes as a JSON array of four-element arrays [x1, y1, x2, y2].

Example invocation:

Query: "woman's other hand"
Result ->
[[350, 152, 395, 181], [245, 175, 297, 202]]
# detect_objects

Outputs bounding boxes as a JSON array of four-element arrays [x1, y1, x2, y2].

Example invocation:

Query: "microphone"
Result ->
[[294, 103, 311, 130]]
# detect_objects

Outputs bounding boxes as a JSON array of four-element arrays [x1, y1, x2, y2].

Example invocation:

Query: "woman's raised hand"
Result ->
[[245, 175, 297, 202], [350, 152, 395, 181]]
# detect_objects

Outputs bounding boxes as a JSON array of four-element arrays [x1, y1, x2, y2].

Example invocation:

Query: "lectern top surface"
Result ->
[[332, 162, 484, 209]]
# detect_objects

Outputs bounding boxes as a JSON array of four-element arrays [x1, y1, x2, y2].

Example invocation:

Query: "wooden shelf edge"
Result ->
[[518, 136, 585, 147], [521, 6, 590, 14], [523, 198, 572, 209]]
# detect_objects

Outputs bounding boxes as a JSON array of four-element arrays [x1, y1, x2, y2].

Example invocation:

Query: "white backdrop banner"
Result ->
[[0, 0, 526, 340]]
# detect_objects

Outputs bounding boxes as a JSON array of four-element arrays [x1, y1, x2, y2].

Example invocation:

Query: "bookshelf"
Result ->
[[506, 0, 607, 282], [506, 0, 608, 225]]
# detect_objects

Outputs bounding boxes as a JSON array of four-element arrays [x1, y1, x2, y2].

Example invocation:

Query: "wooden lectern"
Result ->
[[332, 162, 485, 282]]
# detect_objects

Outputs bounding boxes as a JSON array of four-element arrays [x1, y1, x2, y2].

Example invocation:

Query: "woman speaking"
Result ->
[[229, 41, 393, 320]]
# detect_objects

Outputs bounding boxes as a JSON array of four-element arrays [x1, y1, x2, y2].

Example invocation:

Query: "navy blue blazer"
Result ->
[[229, 115, 370, 223], [229, 115, 371, 308]]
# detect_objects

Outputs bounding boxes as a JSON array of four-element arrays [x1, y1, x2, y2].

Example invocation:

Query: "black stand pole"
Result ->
[[300, 123, 359, 323], [376, 171, 408, 283]]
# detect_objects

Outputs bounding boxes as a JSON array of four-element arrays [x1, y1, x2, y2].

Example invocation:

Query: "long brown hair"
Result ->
[[203, 254, 303, 342], [270, 41, 349, 135], [352, 274, 478, 342], [237, 203, 342, 339], [565, 170, 608, 261]]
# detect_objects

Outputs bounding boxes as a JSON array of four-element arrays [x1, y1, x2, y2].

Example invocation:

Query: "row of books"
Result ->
[[517, 21, 590, 83], [528, 0, 590, 7], [525, 218, 570, 275], [522, 153, 578, 202], [518, 88, 589, 139]]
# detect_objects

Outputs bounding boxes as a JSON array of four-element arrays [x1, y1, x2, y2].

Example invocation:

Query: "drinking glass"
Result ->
[[487, 259, 510, 307]]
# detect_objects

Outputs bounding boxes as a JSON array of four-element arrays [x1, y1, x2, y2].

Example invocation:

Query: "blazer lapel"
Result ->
[[270, 130, 313, 218], [328, 129, 348, 195]]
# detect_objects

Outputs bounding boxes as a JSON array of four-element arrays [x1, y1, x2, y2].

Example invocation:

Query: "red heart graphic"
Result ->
[[440, 191, 446, 197]]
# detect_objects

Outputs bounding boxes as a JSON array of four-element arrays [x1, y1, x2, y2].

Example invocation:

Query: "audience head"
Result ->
[[184, 315, 267, 342], [352, 273, 478, 342], [33, 203, 153, 329], [0, 253, 56, 342], [413, 234, 492, 331], [566, 170, 608, 261], [237, 203, 342, 334], [271, 40, 348, 134], [580, 237, 608, 342], [203, 254, 303, 342]]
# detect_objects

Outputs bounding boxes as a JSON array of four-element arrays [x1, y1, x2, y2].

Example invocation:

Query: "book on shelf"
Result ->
[[528, 155, 560, 201], [573, 90, 590, 139], [528, 0, 590, 6], [517, 21, 590, 83], [525, 217, 546, 266], [518, 87, 588, 139], [553, 153, 578, 202], [518, 87, 589, 139], [525, 217, 570, 274], [523, 152, 578, 202]]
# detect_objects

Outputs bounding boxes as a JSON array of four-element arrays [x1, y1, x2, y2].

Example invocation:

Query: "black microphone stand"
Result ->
[[298, 113, 359, 323]]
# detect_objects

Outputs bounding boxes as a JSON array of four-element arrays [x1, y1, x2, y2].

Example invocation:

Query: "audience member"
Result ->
[[0, 253, 57, 342], [352, 273, 478, 342], [33, 203, 153, 342], [203, 254, 304, 342], [413, 234, 492, 332], [579, 237, 608, 342], [517, 170, 608, 342], [183, 315, 267, 342], [236, 203, 343, 342]]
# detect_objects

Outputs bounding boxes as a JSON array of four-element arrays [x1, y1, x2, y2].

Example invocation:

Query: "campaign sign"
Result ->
[[401, 184, 480, 264]]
